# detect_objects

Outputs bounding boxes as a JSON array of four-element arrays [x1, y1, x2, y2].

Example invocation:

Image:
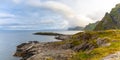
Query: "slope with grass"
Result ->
[[70, 30, 120, 60], [53, 30, 120, 60], [14, 30, 120, 60]]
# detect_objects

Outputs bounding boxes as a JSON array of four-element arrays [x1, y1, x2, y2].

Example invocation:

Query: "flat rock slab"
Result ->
[[14, 41, 75, 60], [103, 51, 120, 60]]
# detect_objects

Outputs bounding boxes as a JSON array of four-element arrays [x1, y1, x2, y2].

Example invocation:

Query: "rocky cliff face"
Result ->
[[94, 3, 120, 31]]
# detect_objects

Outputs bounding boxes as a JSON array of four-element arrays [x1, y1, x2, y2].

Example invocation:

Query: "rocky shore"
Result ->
[[14, 41, 75, 60], [14, 38, 112, 60], [14, 30, 120, 60]]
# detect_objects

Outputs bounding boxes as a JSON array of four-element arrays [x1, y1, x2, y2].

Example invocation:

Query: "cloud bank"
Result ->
[[0, 0, 120, 30], [25, 0, 94, 27]]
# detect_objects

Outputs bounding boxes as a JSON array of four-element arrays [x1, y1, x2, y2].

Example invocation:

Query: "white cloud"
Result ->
[[42, 1, 94, 27], [26, 0, 42, 6], [0, 13, 16, 25], [12, 0, 22, 4], [0, 13, 15, 18], [42, 1, 75, 17], [22, 0, 94, 27], [10, 0, 120, 29], [39, 19, 55, 24]]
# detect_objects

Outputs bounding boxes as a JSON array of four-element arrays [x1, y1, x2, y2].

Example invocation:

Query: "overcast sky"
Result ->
[[0, 0, 120, 30]]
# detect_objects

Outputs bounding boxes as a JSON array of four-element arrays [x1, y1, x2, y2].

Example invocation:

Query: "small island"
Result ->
[[34, 32, 63, 36], [34, 32, 72, 40]]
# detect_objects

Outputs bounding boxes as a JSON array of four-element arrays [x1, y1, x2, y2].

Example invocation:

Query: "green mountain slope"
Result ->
[[84, 21, 99, 31], [94, 3, 120, 31]]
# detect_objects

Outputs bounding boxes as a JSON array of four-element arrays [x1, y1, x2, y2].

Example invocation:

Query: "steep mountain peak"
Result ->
[[115, 3, 120, 7], [94, 3, 120, 31]]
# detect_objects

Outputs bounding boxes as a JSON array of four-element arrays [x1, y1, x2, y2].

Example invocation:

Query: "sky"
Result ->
[[0, 0, 120, 30]]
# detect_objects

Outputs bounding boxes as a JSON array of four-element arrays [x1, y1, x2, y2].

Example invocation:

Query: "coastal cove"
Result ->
[[0, 30, 80, 60]]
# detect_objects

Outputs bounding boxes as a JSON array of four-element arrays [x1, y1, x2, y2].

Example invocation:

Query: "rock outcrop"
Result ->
[[14, 41, 75, 60]]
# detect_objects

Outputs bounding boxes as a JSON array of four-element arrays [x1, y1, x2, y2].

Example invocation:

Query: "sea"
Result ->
[[0, 30, 81, 60]]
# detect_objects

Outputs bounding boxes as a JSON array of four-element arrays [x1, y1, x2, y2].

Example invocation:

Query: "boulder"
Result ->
[[96, 37, 111, 47], [73, 42, 95, 52]]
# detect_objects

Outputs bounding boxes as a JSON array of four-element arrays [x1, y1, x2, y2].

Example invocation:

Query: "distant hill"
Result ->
[[68, 26, 84, 31], [94, 3, 120, 31], [84, 21, 99, 31]]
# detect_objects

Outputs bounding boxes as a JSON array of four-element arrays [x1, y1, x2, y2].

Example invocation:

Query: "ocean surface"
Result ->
[[0, 30, 81, 60]]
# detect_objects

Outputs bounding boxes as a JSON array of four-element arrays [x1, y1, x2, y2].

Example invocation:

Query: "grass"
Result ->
[[70, 30, 120, 60], [71, 42, 120, 60], [48, 30, 120, 60]]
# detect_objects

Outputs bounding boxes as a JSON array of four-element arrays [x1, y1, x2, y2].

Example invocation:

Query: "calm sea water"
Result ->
[[0, 30, 80, 60]]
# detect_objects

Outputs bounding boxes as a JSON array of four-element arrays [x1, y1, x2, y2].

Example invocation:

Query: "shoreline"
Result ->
[[14, 41, 75, 60], [14, 32, 75, 60], [34, 32, 72, 40], [14, 30, 120, 60]]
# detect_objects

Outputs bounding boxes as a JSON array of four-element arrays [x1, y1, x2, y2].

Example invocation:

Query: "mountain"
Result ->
[[84, 21, 99, 31], [94, 3, 120, 31], [68, 26, 84, 30]]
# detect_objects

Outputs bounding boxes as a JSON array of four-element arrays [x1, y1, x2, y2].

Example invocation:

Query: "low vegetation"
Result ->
[[53, 30, 120, 60], [15, 30, 120, 60]]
